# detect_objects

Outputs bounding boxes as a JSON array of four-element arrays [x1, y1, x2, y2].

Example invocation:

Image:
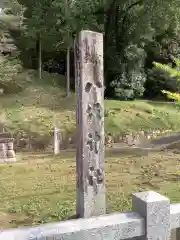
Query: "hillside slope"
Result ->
[[0, 66, 180, 149]]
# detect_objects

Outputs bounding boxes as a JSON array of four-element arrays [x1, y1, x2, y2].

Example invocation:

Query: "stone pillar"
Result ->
[[0, 142, 7, 161], [132, 191, 170, 240], [54, 126, 60, 155], [7, 141, 16, 162], [75, 30, 105, 218]]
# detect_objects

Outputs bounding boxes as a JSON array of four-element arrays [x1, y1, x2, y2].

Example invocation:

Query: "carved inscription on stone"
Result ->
[[86, 131, 101, 154], [87, 166, 104, 194], [85, 81, 104, 194], [84, 37, 90, 63], [84, 37, 103, 88], [94, 102, 103, 120], [86, 104, 93, 120], [86, 102, 103, 123], [85, 82, 93, 93], [95, 132, 101, 154]]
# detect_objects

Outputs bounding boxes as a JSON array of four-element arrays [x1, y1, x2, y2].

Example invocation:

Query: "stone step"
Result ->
[[0, 138, 14, 143], [0, 132, 12, 138]]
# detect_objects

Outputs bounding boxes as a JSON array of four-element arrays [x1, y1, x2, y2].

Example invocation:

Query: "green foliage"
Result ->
[[0, 56, 23, 93], [3, 0, 180, 100], [161, 90, 180, 101], [143, 17, 180, 99], [153, 58, 180, 79], [144, 67, 178, 99], [17, 0, 105, 50], [104, 0, 180, 99], [153, 57, 180, 101], [116, 44, 146, 99]]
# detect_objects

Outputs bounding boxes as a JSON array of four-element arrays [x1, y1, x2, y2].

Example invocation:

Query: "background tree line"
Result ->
[[1, 0, 180, 100]]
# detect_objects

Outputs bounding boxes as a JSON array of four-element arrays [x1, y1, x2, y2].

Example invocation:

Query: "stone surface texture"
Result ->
[[75, 30, 105, 218], [132, 191, 170, 240], [170, 203, 180, 240], [0, 212, 144, 240]]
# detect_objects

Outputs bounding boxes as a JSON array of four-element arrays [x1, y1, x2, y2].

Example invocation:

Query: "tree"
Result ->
[[13, 0, 180, 100], [15, 0, 105, 84], [104, 0, 180, 99]]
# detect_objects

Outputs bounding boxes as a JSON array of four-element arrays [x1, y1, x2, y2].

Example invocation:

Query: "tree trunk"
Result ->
[[38, 33, 42, 80], [66, 46, 70, 98]]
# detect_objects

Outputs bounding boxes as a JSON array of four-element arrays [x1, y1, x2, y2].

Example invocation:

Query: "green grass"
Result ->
[[0, 69, 180, 141], [0, 149, 179, 228]]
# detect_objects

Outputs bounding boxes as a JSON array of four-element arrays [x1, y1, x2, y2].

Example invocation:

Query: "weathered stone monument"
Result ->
[[75, 30, 105, 218], [0, 132, 16, 163]]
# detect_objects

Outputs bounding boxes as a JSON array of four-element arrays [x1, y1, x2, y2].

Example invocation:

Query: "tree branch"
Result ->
[[118, 0, 143, 50], [122, 0, 143, 27]]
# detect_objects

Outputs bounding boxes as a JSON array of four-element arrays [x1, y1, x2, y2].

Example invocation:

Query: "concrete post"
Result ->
[[132, 191, 170, 240]]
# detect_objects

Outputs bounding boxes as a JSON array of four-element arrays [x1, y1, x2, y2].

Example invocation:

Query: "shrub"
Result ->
[[0, 56, 23, 94], [144, 67, 178, 100], [153, 57, 180, 101], [106, 44, 147, 100]]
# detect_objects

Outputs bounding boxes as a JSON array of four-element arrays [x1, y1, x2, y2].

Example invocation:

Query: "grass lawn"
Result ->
[[0, 149, 179, 229]]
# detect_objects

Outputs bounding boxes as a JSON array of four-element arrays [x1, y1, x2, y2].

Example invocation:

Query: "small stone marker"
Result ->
[[54, 126, 60, 155], [75, 30, 105, 218]]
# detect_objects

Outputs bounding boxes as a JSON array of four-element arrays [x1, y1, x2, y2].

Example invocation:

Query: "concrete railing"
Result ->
[[0, 191, 179, 240]]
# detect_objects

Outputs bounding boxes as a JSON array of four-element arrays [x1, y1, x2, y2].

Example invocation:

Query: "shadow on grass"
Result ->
[[105, 148, 149, 158], [9, 215, 79, 228], [17, 150, 76, 162], [9, 218, 34, 228], [147, 100, 178, 108], [62, 214, 80, 221]]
